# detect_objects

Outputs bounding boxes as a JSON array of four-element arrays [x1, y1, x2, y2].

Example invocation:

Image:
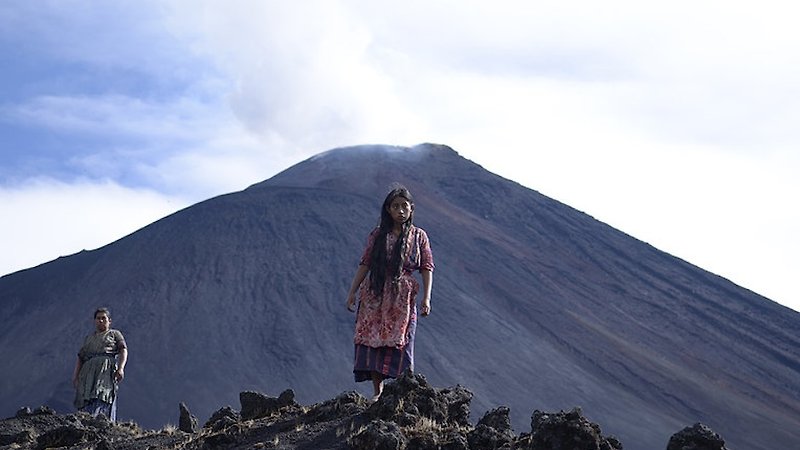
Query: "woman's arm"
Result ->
[[115, 348, 128, 382], [346, 265, 369, 312], [420, 269, 433, 316], [72, 357, 82, 388]]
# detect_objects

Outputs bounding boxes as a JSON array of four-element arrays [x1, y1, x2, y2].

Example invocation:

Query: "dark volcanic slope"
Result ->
[[1, 144, 798, 450]]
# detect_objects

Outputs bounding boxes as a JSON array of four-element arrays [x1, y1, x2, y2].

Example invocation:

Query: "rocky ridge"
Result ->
[[1, 372, 727, 450]]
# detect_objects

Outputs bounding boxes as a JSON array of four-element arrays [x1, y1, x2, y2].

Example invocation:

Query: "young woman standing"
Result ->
[[346, 186, 434, 400]]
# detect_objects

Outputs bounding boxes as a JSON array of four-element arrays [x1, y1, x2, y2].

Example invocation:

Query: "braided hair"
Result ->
[[368, 186, 414, 296]]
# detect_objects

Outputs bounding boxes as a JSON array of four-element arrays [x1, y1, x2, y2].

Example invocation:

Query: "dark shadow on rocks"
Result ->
[[0, 429, 34, 446], [35, 424, 97, 450]]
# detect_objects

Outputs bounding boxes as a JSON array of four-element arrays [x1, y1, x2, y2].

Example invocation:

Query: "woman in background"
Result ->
[[346, 185, 434, 401], [73, 307, 128, 421]]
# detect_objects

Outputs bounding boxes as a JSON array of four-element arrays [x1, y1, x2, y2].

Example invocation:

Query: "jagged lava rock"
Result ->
[[178, 402, 198, 433], [240, 388, 298, 421], [667, 423, 728, 450], [303, 391, 369, 423], [367, 371, 473, 427], [203, 405, 240, 431], [527, 407, 623, 450], [350, 419, 407, 450], [0, 409, 184, 450], [468, 406, 515, 449], [0, 374, 735, 450]]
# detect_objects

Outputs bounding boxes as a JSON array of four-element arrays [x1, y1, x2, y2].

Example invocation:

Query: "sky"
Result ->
[[1, 1, 798, 312]]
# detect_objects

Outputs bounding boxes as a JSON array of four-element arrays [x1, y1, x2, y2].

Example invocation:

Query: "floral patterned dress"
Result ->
[[353, 225, 434, 381]]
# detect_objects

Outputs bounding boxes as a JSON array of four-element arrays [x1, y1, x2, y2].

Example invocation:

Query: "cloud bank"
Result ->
[[1, 1, 798, 310]]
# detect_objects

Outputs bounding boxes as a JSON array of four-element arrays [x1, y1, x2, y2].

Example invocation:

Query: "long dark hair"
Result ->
[[368, 186, 415, 296]]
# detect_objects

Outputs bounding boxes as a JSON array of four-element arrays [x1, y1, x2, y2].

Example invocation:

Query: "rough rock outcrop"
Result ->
[[350, 419, 407, 450], [240, 388, 298, 421], [35, 424, 99, 450], [0, 429, 33, 446], [0, 408, 180, 449], [467, 406, 515, 450], [303, 391, 369, 423], [178, 402, 198, 433], [367, 371, 473, 427], [525, 407, 623, 450], [667, 423, 728, 450], [202, 405, 240, 431], [0, 374, 730, 450]]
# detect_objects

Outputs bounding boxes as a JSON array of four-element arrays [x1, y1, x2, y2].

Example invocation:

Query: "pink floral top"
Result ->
[[354, 225, 434, 348]]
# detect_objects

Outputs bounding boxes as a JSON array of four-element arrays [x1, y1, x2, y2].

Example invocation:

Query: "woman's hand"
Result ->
[[420, 270, 432, 317], [421, 296, 431, 316], [115, 348, 128, 383], [346, 266, 368, 313]]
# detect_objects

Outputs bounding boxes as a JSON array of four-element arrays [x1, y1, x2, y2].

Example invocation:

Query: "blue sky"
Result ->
[[1, 1, 798, 312]]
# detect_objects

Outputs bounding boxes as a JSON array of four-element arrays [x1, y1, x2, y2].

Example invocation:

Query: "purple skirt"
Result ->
[[353, 308, 417, 382]]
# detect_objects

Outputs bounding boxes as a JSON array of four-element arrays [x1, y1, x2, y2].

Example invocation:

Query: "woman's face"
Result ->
[[94, 312, 111, 332], [387, 196, 412, 225]]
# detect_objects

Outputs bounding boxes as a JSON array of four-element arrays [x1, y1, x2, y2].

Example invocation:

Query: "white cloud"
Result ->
[[161, 0, 429, 150], [135, 127, 301, 198], [0, 178, 188, 276], [1, 90, 288, 199], [2, 0, 798, 311], [544, 143, 800, 310], [5, 95, 214, 140]]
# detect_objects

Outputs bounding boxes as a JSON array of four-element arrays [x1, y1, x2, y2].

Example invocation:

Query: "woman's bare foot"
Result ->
[[371, 371, 384, 401]]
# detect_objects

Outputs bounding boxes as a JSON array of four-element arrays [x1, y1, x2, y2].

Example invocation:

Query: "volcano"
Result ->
[[1, 144, 797, 450]]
